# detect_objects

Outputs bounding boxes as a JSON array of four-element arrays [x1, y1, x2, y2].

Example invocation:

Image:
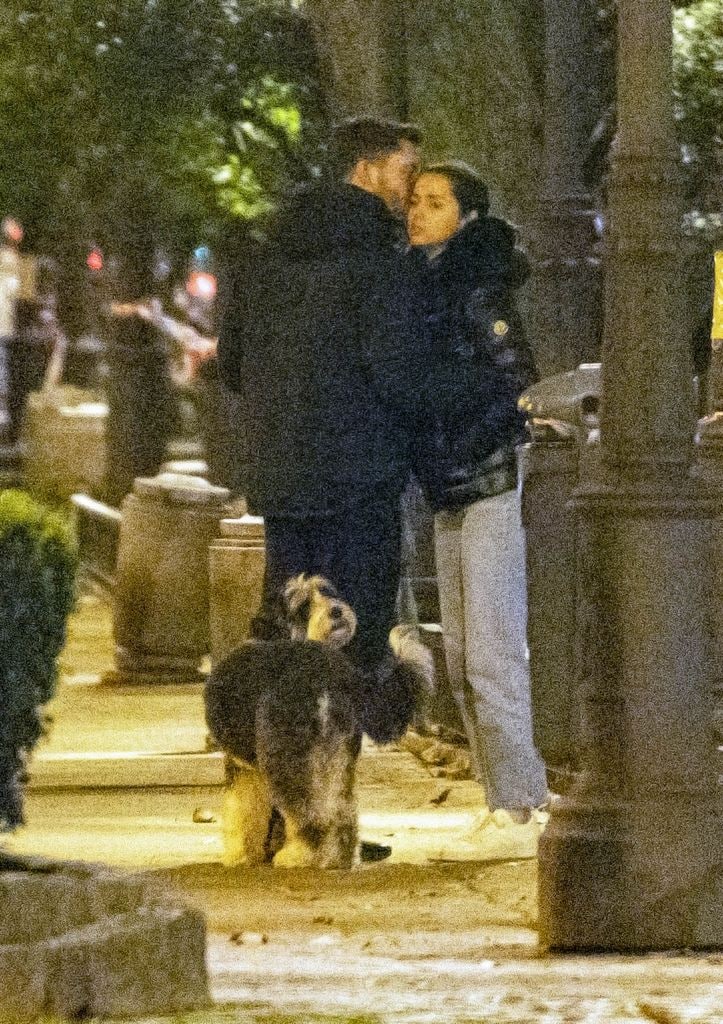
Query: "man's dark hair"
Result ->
[[330, 116, 422, 179], [424, 160, 490, 218]]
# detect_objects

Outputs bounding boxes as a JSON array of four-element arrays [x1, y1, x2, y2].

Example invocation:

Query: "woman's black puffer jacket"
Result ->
[[414, 215, 538, 513]]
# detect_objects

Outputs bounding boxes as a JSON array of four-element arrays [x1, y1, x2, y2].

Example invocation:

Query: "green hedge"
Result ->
[[0, 489, 77, 830]]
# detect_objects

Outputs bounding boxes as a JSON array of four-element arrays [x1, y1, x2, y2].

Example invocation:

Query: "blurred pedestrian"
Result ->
[[1, 220, 49, 444], [0, 224, 22, 437], [407, 162, 547, 846]]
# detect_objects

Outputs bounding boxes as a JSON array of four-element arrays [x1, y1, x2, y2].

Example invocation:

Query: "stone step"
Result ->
[[27, 745, 479, 812], [29, 750, 224, 790]]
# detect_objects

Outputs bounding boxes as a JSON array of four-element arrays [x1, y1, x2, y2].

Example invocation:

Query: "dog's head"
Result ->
[[283, 574, 357, 647], [252, 574, 357, 648]]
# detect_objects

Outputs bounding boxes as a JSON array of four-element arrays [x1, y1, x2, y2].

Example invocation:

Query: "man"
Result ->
[[217, 116, 427, 683]]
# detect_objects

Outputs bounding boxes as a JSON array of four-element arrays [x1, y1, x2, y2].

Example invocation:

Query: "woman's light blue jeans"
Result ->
[[434, 488, 547, 811]]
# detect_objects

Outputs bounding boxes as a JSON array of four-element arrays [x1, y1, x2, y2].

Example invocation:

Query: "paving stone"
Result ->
[[87, 870, 148, 917], [0, 872, 92, 944], [0, 852, 208, 1021], [0, 941, 46, 1022], [86, 904, 209, 1017], [42, 931, 92, 1019]]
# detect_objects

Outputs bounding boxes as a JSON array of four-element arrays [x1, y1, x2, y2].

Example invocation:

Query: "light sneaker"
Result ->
[[443, 808, 542, 861]]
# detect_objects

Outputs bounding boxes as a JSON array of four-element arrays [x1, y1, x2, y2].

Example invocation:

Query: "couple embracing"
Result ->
[[217, 116, 547, 847]]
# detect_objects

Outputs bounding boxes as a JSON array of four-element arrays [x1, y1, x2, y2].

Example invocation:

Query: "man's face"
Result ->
[[359, 140, 420, 217]]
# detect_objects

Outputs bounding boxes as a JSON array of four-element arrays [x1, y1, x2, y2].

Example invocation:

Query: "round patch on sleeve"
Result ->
[[493, 319, 509, 337]]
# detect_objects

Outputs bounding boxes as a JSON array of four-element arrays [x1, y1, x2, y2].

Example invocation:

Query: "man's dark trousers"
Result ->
[[262, 486, 402, 672]]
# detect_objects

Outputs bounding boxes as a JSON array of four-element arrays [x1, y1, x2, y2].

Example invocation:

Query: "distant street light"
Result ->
[[186, 270, 217, 300]]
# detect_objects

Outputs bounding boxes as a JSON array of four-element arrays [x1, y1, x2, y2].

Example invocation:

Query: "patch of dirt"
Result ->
[[153, 857, 539, 942]]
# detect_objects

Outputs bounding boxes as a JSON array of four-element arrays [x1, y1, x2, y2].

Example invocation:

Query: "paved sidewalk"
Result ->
[[4, 593, 722, 1023]]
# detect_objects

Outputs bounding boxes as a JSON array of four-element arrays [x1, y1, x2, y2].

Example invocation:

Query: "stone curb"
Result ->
[[28, 750, 225, 790], [0, 853, 209, 1021]]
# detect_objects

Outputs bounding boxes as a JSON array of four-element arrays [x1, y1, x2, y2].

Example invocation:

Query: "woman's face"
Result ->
[[407, 173, 462, 247]]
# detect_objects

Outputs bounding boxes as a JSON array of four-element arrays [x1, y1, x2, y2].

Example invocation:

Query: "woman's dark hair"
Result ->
[[330, 116, 422, 178], [424, 160, 489, 218]]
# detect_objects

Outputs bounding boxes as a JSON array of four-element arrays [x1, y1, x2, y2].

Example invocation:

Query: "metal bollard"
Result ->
[[518, 438, 580, 770], [517, 363, 601, 777]]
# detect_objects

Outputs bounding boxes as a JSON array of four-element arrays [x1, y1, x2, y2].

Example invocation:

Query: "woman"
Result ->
[[408, 161, 547, 838]]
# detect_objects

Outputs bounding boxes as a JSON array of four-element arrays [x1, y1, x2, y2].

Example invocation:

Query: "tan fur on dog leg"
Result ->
[[222, 759, 272, 867], [272, 816, 316, 868]]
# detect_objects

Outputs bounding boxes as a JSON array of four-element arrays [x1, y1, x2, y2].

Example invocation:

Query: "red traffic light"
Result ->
[[86, 248, 103, 272], [2, 217, 24, 244]]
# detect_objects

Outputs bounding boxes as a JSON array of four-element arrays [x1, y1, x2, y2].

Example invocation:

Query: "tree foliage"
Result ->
[[0, 490, 77, 831], [405, 0, 546, 228], [673, 0, 723, 221], [0, 1, 325, 271], [585, 1, 721, 218]]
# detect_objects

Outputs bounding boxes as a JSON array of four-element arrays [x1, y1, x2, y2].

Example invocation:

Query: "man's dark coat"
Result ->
[[218, 185, 428, 517]]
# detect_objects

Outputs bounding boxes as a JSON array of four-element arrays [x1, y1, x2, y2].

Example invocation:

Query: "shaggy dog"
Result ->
[[204, 574, 433, 869]]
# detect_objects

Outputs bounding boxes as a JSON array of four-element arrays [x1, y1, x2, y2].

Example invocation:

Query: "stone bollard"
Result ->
[[23, 385, 107, 499], [110, 472, 231, 683], [208, 515, 265, 666]]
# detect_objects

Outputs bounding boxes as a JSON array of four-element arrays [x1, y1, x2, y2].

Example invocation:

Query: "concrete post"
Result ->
[[23, 386, 107, 500], [208, 516, 265, 665], [111, 474, 230, 684], [304, 0, 409, 118], [531, 0, 603, 376], [538, 0, 723, 950]]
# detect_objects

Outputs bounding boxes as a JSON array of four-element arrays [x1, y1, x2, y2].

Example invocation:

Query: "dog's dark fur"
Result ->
[[204, 574, 432, 869]]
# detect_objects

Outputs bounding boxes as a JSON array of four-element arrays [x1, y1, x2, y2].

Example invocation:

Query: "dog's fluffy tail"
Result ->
[[389, 625, 435, 693], [358, 626, 435, 745]]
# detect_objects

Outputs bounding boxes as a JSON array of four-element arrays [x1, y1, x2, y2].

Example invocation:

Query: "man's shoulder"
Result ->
[[269, 183, 401, 260]]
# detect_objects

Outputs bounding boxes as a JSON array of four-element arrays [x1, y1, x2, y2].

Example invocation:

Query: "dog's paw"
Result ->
[[222, 819, 268, 867], [222, 840, 267, 868], [223, 851, 261, 868], [273, 839, 316, 869]]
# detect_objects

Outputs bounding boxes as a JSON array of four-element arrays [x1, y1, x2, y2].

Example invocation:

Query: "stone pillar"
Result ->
[[531, 0, 603, 377], [304, 0, 409, 118], [208, 516, 265, 666], [538, 0, 723, 950], [111, 473, 230, 684]]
